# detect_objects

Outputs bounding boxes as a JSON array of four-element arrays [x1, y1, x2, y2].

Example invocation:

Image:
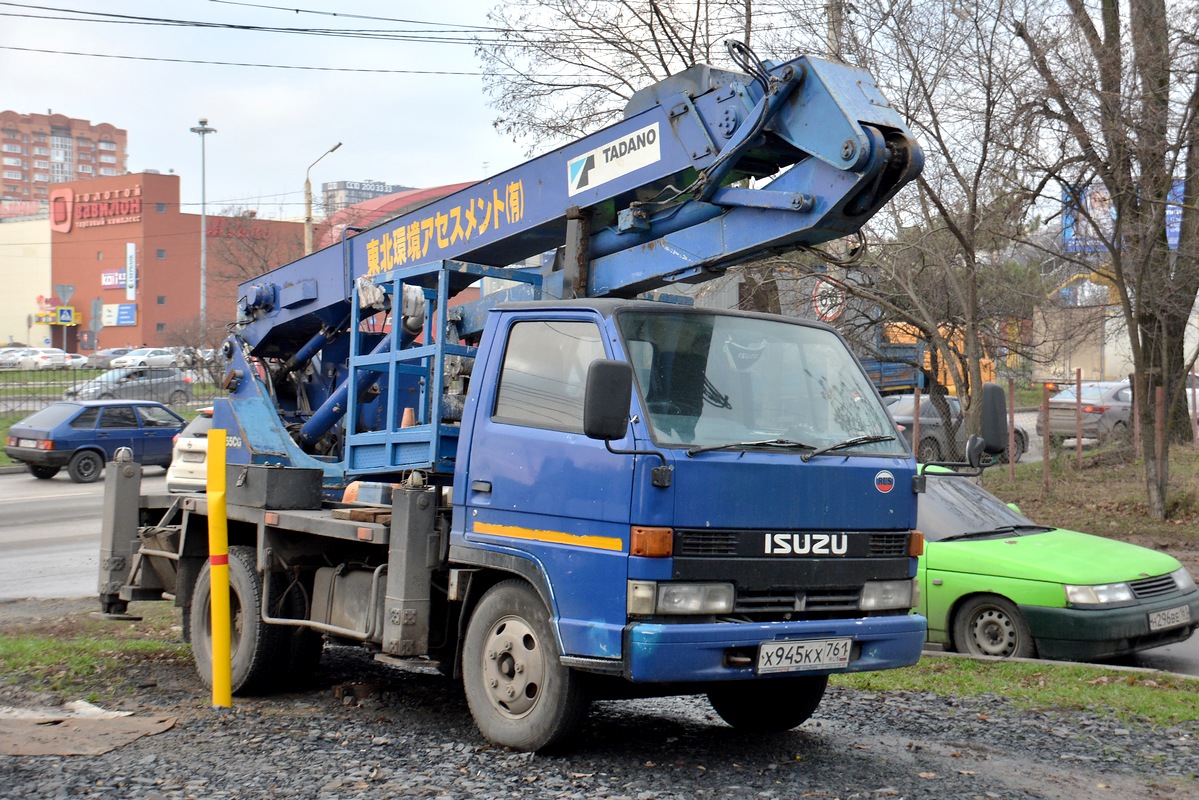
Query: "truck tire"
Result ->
[[27, 464, 60, 479], [276, 576, 324, 688], [952, 595, 1036, 659], [68, 450, 104, 483], [462, 580, 590, 751], [707, 675, 828, 732], [189, 545, 290, 694]]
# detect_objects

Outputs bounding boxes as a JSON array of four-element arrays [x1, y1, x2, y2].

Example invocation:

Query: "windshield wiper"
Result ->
[[686, 438, 815, 457], [800, 434, 895, 462], [938, 527, 1016, 542], [938, 523, 1055, 542]]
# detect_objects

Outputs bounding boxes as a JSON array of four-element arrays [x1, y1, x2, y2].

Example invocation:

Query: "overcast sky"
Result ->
[[1, 0, 529, 219]]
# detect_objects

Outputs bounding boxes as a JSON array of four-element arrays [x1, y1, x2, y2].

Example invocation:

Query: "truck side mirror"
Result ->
[[584, 359, 632, 441], [978, 381, 1009, 455]]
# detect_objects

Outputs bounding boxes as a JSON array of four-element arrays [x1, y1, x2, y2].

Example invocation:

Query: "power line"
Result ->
[[0, 44, 487, 74]]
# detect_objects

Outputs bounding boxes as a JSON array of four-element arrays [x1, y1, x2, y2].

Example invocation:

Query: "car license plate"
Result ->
[[758, 637, 851, 673], [182, 451, 205, 462], [1149, 604, 1191, 632], [18, 438, 36, 448]]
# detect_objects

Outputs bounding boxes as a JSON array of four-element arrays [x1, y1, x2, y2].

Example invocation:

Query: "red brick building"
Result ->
[[1, 111, 128, 216], [48, 172, 303, 351]]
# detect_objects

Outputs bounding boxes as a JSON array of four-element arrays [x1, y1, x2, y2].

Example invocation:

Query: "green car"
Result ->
[[917, 471, 1198, 661]]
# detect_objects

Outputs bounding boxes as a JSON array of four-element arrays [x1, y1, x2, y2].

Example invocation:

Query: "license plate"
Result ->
[[18, 438, 36, 448], [181, 451, 206, 462], [758, 637, 851, 674], [1149, 604, 1192, 632]]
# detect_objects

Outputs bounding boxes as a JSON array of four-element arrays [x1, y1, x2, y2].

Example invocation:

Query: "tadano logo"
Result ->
[[567, 122, 661, 197]]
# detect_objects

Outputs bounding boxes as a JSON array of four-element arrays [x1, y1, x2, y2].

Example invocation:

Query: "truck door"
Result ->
[[462, 314, 634, 660]]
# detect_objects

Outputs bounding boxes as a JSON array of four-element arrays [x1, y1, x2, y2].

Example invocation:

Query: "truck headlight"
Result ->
[[1173, 568, 1197, 593], [859, 579, 915, 610], [1064, 582, 1135, 607], [627, 581, 734, 615]]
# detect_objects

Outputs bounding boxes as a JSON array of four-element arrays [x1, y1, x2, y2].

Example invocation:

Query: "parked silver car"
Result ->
[[63, 366, 194, 407], [88, 347, 133, 369], [1035, 381, 1132, 445]]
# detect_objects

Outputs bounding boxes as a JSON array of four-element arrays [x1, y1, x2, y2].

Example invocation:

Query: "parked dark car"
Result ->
[[63, 366, 193, 406], [4, 400, 185, 483], [888, 394, 1027, 464]]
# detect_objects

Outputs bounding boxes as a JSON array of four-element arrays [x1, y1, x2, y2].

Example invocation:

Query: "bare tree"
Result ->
[[1011, 0, 1199, 517], [477, 1, 764, 150], [794, 0, 1048, 440], [208, 207, 305, 284]]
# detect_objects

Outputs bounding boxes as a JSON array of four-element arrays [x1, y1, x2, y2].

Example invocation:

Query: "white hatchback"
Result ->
[[166, 407, 213, 492]]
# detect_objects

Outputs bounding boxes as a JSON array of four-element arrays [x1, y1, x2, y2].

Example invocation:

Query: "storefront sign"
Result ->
[[101, 269, 128, 289], [49, 184, 143, 234], [101, 303, 137, 327]]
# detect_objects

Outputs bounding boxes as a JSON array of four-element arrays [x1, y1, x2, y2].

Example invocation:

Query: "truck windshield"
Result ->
[[615, 309, 905, 456]]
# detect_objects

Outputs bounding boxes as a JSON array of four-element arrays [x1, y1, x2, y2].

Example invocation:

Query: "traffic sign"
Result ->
[[56, 306, 76, 325]]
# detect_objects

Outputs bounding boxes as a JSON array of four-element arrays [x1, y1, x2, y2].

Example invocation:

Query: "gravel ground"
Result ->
[[1, 599, 1197, 800]]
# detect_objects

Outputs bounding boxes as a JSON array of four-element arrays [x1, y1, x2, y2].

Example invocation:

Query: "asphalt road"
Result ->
[[0, 465, 166, 600], [0, 466, 1194, 676]]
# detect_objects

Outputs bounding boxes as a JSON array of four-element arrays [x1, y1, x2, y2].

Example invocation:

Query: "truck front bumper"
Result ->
[[1021, 592, 1199, 661], [623, 614, 926, 683]]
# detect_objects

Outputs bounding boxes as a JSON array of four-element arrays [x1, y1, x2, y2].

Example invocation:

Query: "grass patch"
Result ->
[[833, 654, 1199, 727], [0, 603, 189, 700], [977, 443, 1199, 549]]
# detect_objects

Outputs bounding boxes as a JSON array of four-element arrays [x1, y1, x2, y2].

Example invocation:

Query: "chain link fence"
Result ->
[[0, 367, 224, 417]]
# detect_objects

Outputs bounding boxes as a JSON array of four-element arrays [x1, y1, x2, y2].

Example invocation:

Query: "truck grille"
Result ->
[[735, 588, 861, 616], [674, 529, 909, 557], [1130, 574, 1178, 599]]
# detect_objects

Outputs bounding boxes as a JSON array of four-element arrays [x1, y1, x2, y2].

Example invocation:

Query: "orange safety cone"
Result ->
[[401, 407, 417, 428]]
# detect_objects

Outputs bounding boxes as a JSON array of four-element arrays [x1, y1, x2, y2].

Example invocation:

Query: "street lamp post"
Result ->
[[190, 118, 217, 337], [305, 142, 342, 255]]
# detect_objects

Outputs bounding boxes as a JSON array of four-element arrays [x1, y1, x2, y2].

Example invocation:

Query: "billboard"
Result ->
[[1062, 181, 1184, 253]]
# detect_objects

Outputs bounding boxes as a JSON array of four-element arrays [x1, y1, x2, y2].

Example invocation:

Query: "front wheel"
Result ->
[[68, 450, 103, 483], [168, 390, 189, 407], [952, 595, 1036, 658], [462, 580, 590, 751], [708, 675, 828, 732], [27, 464, 60, 480], [918, 437, 942, 463]]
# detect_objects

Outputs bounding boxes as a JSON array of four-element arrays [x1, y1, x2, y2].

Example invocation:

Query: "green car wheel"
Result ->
[[953, 595, 1035, 658]]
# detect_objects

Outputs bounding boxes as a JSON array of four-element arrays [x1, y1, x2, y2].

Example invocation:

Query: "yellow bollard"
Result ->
[[206, 427, 232, 708]]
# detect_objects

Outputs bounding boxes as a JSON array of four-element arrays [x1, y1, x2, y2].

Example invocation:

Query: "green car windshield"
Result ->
[[615, 309, 904, 456], [918, 474, 1046, 542]]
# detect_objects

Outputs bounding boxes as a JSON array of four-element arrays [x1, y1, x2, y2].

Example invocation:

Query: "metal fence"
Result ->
[[0, 367, 224, 417]]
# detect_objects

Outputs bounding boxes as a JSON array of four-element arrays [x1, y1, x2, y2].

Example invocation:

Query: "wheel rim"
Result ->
[[479, 615, 545, 719], [968, 606, 1018, 657], [77, 455, 100, 480]]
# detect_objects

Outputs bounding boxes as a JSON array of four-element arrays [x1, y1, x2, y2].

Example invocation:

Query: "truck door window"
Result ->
[[493, 320, 606, 433]]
